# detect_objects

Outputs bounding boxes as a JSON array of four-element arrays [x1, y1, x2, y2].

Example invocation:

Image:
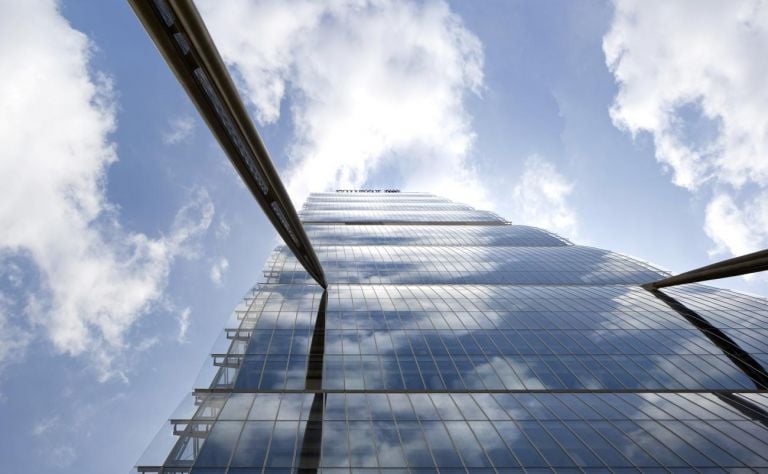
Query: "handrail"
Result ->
[[643, 248, 768, 290], [128, 0, 327, 288]]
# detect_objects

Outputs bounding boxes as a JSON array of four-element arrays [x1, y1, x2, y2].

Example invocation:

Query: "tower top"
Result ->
[[334, 189, 400, 193]]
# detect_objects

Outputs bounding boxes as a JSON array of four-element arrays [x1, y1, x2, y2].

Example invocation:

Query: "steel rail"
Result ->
[[128, 0, 327, 288], [643, 248, 768, 290]]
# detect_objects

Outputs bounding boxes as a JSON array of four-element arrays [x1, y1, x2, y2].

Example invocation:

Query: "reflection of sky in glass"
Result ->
[[306, 224, 569, 247], [302, 202, 475, 211], [143, 193, 768, 471], [265, 245, 665, 285], [180, 392, 768, 470], [223, 268, 768, 412], [300, 209, 505, 223]]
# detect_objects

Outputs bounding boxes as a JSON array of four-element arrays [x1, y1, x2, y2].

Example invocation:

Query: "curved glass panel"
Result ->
[[137, 192, 768, 473]]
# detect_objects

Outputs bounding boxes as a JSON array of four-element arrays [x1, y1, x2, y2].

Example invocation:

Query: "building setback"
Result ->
[[137, 191, 768, 472]]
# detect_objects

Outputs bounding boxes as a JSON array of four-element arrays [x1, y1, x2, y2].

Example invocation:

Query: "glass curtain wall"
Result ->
[[136, 192, 768, 473]]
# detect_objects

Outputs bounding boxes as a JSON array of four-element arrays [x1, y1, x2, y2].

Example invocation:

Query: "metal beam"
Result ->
[[305, 290, 327, 391], [647, 289, 768, 390], [642, 248, 768, 290], [128, 0, 327, 288]]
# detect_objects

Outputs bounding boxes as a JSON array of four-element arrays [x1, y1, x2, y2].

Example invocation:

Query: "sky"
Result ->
[[0, 0, 767, 472]]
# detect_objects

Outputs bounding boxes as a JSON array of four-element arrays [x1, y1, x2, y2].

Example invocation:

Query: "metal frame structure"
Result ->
[[643, 248, 768, 290], [128, 0, 326, 288]]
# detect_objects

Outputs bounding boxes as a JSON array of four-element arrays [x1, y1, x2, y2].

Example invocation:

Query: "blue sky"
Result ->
[[1, 0, 767, 472]]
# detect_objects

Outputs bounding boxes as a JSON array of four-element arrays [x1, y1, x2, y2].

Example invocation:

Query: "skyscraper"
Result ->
[[137, 191, 768, 473]]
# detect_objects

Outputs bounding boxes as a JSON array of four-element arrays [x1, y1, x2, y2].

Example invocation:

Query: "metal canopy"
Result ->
[[128, 0, 327, 288]]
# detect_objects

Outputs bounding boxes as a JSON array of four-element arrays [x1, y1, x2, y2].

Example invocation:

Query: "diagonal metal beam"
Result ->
[[297, 393, 324, 473], [128, 0, 327, 288], [647, 289, 768, 390], [715, 393, 768, 430], [305, 290, 327, 391], [643, 248, 768, 290]]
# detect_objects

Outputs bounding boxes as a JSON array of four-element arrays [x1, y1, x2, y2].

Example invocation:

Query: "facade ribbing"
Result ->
[[137, 192, 768, 472]]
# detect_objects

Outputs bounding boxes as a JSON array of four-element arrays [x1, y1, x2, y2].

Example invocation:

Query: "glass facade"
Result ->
[[136, 192, 768, 473]]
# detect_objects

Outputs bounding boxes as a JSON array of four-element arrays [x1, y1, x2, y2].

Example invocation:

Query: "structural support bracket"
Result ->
[[643, 248, 768, 290], [128, 0, 326, 288]]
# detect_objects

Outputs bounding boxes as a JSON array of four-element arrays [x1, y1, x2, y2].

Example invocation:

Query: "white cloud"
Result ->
[[0, 294, 32, 372], [134, 335, 160, 352], [176, 307, 191, 343], [32, 415, 60, 437], [2, 261, 24, 288], [0, 0, 213, 379], [508, 156, 577, 239], [604, 0, 768, 256], [198, 0, 489, 208], [209, 257, 230, 286], [31, 391, 126, 468], [162, 115, 195, 144], [215, 219, 231, 241], [704, 192, 768, 257], [50, 445, 77, 467]]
